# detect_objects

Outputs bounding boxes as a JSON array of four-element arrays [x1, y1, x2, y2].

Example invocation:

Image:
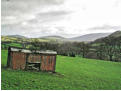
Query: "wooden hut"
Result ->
[[7, 47, 57, 72]]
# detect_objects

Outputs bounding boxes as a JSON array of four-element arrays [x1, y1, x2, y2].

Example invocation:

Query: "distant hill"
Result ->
[[108, 31, 121, 38], [7, 35, 27, 39], [40, 35, 65, 40], [68, 33, 111, 42], [92, 31, 121, 44], [3, 31, 120, 43]]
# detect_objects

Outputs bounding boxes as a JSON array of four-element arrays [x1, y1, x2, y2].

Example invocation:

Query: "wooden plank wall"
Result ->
[[27, 54, 41, 63], [11, 52, 26, 70], [41, 55, 56, 72], [8, 51, 56, 72]]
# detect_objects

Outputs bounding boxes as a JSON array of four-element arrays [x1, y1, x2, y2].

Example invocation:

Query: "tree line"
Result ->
[[1, 36, 121, 62]]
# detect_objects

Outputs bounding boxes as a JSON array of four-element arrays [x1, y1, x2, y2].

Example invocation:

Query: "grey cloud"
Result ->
[[1, 22, 35, 36], [56, 27, 65, 31], [1, 24, 22, 35], [1, 23, 52, 37], [1, 0, 65, 25], [1, 0, 69, 37], [89, 25, 121, 30], [2, 0, 64, 16], [26, 27, 79, 38], [1, 22, 76, 38], [113, 0, 121, 7], [37, 11, 70, 17], [28, 10, 70, 24]]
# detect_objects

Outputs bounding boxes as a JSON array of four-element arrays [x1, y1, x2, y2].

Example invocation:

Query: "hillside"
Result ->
[[1, 36, 49, 43], [39, 35, 66, 42], [2, 31, 121, 43], [2, 32, 113, 43], [1, 36, 21, 42], [93, 31, 121, 44], [1, 50, 121, 90], [7, 35, 27, 39], [1, 35, 64, 43], [40, 35, 65, 39], [68, 33, 111, 42], [108, 31, 121, 38]]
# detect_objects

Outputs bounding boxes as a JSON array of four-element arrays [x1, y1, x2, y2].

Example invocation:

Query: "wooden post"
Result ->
[[7, 47, 11, 67], [53, 55, 56, 73], [25, 53, 29, 70]]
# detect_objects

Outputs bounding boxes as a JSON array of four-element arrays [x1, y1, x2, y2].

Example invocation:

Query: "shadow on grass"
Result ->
[[1, 65, 64, 78], [1, 65, 8, 69]]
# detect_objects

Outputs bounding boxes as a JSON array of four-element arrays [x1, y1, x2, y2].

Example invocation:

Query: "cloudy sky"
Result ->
[[1, 0, 121, 38]]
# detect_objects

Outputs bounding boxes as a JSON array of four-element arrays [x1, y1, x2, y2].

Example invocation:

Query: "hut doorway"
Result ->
[[26, 54, 41, 71]]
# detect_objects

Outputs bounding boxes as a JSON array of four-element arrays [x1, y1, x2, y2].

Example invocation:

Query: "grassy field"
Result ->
[[1, 43, 22, 49], [1, 36, 50, 43], [1, 50, 121, 90]]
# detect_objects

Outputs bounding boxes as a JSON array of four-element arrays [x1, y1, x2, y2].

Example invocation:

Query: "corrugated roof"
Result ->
[[10, 47, 57, 54]]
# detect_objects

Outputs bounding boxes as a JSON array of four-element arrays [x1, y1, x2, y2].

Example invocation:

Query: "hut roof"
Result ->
[[9, 47, 57, 54]]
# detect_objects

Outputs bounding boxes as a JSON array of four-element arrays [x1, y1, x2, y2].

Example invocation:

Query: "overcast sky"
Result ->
[[1, 0, 121, 38]]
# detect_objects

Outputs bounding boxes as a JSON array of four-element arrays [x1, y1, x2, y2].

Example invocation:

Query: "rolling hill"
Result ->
[[68, 33, 111, 42], [40, 35, 65, 39], [93, 31, 121, 43], [40, 35, 65, 40], [37, 33, 112, 42], [108, 30, 121, 38], [7, 35, 28, 39], [2, 32, 119, 42]]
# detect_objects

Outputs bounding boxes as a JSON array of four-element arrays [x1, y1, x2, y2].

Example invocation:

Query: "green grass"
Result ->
[[2, 43, 22, 49], [8, 43, 22, 47], [2, 36, 49, 43], [1, 50, 121, 90], [1, 50, 8, 67]]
